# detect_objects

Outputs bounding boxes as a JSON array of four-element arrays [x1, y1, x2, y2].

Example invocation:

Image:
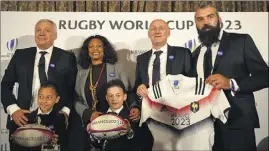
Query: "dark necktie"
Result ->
[[204, 46, 212, 79], [152, 51, 163, 86], [39, 51, 48, 85]]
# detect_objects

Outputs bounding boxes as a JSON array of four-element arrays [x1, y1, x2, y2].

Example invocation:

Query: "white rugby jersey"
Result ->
[[139, 74, 230, 150]]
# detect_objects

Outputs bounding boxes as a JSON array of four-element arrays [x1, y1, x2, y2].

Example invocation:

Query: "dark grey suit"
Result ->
[[74, 62, 133, 121]]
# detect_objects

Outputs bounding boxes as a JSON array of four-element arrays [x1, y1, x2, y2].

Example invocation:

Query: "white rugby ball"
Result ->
[[88, 114, 128, 139], [11, 124, 54, 147]]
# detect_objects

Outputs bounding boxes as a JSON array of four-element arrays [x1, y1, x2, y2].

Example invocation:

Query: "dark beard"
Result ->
[[197, 22, 221, 47]]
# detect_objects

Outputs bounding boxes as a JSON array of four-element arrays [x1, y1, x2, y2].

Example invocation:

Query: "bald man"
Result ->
[[134, 19, 193, 150]]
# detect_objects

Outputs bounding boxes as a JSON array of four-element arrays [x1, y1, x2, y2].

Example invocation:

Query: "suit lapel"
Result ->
[[78, 68, 90, 103], [166, 45, 174, 74], [48, 47, 61, 80], [118, 107, 129, 119], [27, 48, 37, 91], [193, 45, 202, 63], [143, 50, 152, 85], [212, 31, 230, 73], [106, 63, 116, 81], [192, 45, 202, 76]]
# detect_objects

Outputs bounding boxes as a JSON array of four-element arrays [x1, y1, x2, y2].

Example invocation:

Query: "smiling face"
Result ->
[[35, 21, 57, 50], [106, 86, 127, 111], [37, 87, 60, 113], [88, 38, 104, 63], [148, 19, 170, 49]]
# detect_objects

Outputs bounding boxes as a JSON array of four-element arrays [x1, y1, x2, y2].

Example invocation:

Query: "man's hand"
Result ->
[[120, 120, 131, 134], [136, 84, 148, 97], [121, 119, 134, 139], [59, 111, 69, 129], [206, 74, 230, 90], [11, 109, 30, 127], [51, 133, 59, 144], [90, 111, 103, 122], [129, 108, 140, 121]]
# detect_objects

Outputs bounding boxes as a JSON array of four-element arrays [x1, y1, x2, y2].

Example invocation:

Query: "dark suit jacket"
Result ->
[[192, 31, 268, 128], [102, 107, 138, 151], [134, 44, 193, 93], [1, 46, 77, 113], [7, 108, 67, 151]]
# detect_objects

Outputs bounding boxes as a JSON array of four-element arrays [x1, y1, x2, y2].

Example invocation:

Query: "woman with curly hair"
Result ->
[[74, 35, 139, 150]]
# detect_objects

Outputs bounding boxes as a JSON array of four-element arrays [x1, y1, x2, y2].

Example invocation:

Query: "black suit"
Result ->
[[134, 45, 193, 151], [1, 46, 77, 112], [134, 45, 193, 90], [101, 107, 138, 151], [192, 31, 268, 151], [7, 108, 68, 151], [1, 46, 77, 151]]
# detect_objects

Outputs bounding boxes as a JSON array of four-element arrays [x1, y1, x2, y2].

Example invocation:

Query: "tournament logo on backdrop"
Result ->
[[184, 38, 198, 52], [6, 38, 18, 52], [1, 38, 18, 60]]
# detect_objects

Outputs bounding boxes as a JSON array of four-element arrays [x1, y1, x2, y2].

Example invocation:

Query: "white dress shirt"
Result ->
[[7, 46, 70, 117], [107, 105, 124, 114], [148, 44, 168, 87], [37, 107, 53, 115]]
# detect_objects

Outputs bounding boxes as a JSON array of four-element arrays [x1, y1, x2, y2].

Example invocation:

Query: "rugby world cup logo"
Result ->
[[7, 38, 18, 51], [184, 38, 197, 52]]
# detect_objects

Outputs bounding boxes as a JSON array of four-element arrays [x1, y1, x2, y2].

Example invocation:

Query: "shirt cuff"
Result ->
[[230, 79, 240, 92], [61, 106, 70, 117], [7, 104, 20, 116]]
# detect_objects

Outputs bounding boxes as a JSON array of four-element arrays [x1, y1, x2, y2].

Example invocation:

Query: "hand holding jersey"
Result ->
[[139, 74, 230, 150]]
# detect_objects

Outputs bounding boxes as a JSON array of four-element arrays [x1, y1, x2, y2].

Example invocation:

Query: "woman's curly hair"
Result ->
[[78, 35, 118, 69]]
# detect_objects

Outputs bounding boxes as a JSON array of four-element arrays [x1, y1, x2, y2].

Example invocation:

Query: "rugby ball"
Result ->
[[11, 124, 54, 147], [87, 114, 128, 139]]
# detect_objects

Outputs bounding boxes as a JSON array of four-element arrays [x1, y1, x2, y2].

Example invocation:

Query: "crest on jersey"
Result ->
[[160, 105, 168, 112], [173, 80, 179, 89], [190, 101, 199, 113]]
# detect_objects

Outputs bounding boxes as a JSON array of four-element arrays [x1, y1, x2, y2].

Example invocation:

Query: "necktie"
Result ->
[[152, 51, 163, 86], [39, 51, 48, 85], [204, 46, 212, 79]]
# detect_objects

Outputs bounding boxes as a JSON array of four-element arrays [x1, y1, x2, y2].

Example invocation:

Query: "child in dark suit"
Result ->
[[88, 79, 138, 151], [7, 81, 67, 151]]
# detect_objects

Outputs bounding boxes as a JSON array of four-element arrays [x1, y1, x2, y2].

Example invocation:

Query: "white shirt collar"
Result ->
[[107, 105, 124, 114], [36, 45, 54, 54], [152, 43, 168, 54], [37, 107, 52, 115], [218, 29, 224, 41]]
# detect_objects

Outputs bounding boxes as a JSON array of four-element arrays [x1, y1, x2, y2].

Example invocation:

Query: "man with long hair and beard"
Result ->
[[192, 3, 268, 151]]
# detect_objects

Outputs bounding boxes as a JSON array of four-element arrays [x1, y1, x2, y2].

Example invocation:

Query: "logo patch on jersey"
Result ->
[[190, 101, 199, 113], [173, 80, 179, 89], [160, 105, 168, 112]]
